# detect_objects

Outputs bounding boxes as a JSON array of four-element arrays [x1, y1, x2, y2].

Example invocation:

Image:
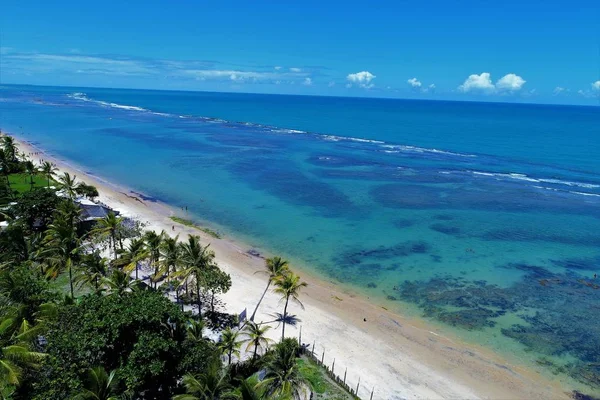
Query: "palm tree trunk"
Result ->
[[228, 350, 232, 365], [135, 262, 138, 280], [196, 276, 202, 319], [253, 342, 258, 359], [250, 280, 271, 322], [68, 262, 74, 298], [281, 296, 289, 341]]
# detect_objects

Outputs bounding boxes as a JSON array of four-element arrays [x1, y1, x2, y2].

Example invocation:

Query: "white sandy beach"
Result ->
[[14, 136, 570, 400]]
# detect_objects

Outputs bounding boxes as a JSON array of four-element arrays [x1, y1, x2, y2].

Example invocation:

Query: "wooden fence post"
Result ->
[[344, 367, 347, 384], [312, 340, 315, 356], [331, 358, 335, 374], [298, 326, 302, 346], [370, 387, 374, 400], [321, 350, 325, 364], [356, 377, 360, 396]]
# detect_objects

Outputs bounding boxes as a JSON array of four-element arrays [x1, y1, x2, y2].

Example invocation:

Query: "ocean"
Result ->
[[1, 84, 599, 394]]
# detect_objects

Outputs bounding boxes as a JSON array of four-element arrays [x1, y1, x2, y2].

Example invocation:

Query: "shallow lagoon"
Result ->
[[2, 85, 599, 394]]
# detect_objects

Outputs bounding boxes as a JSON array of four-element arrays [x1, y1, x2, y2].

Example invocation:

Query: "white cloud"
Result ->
[[429, 84, 436, 89], [274, 66, 282, 70], [328, 81, 335, 87], [592, 81, 600, 91], [407, 78, 422, 88], [289, 67, 301, 72], [458, 72, 526, 94], [302, 77, 312, 86], [458, 73, 495, 93], [496, 73, 526, 91], [553, 87, 566, 95], [347, 71, 376, 88]]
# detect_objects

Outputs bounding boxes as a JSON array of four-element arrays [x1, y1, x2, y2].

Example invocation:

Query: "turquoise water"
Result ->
[[1, 85, 599, 394]]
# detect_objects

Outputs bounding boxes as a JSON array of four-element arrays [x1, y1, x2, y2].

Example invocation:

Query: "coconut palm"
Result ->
[[218, 327, 241, 366], [177, 235, 215, 318], [273, 273, 307, 341], [0, 315, 46, 390], [185, 319, 206, 342], [58, 172, 79, 198], [1, 136, 17, 164], [0, 150, 13, 197], [101, 269, 139, 296], [24, 161, 36, 191], [40, 161, 57, 188], [173, 358, 234, 400], [73, 366, 121, 400], [158, 235, 182, 304], [242, 321, 272, 360], [249, 256, 289, 323], [75, 252, 108, 292], [92, 212, 125, 259], [114, 238, 149, 281], [43, 204, 82, 298], [144, 230, 164, 288], [257, 339, 306, 400]]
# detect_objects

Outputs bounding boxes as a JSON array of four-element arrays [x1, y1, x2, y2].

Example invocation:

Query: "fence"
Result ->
[[298, 328, 375, 400]]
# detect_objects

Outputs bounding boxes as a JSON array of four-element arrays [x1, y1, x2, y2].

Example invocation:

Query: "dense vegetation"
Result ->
[[0, 134, 346, 399]]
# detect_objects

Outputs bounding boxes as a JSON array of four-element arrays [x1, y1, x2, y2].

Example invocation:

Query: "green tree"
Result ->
[[217, 327, 241, 366], [75, 252, 109, 293], [11, 189, 61, 232], [204, 265, 231, 314], [249, 257, 289, 322], [186, 319, 206, 342], [173, 358, 234, 400], [35, 290, 217, 399], [43, 202, 83, 298], [58, 172, 79, 199], [273, 273, 307, 341], [114, 238, 149, 281], [101, 270, 139, 297], [73, 367, 122, 400], [177, 236, 215, 319], [1, 136, 18, 165], [258, 339, 306, 400], [144, 230, 164, 289], [242, 321, 272, 360], [159, 235, 182, 305], [75, 183, 99, 200], [40, 161, 57, 189], [92, 212, 124, 260], [24, 161, 36, 191]]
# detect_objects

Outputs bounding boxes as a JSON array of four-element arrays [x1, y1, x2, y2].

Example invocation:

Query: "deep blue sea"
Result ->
[[1, 84, 599, 394]]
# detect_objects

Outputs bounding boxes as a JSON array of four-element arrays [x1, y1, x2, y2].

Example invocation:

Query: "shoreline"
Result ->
[[11, 134, 571, 399]]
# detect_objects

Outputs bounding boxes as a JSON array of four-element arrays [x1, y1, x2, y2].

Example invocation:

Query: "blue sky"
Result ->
[[1, 0, 599, 105]]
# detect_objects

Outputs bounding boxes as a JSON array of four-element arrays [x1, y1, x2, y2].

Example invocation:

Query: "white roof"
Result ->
[[0, 221, 9, 227], [77, 198, 96, 206]]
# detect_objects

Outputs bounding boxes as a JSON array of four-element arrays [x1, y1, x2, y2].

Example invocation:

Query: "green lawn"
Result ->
[[297, 356, 355, 400], [8, 173, 56, 194]]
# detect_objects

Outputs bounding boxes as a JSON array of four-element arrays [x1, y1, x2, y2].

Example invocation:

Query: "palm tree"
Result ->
[[257, 339, 306, 400], [101, 270, 138, 296], [114, 238, 149, 281], [24, 161, 36, 191], [159, 235, 182, 305], [73, 366, 121, 400], [1, 136, 17, 164], [217, 327, 241, 366], [173, 358, 234, 400], [92, 212, 125, 260], [0, 150, 13, 198], [43, 204, 82, 298], [185, 319, 206, 342], [249, 256, 289, 323], [58, 172, 79, 198], [144, 230, 164, 288], [177, 236, 215, 318], [273, 273, 307, 341], [40, 161, 57, 188], [242, 321, 272, 360], [75, 252, 108, 292], [0, 315, 46, 390]]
